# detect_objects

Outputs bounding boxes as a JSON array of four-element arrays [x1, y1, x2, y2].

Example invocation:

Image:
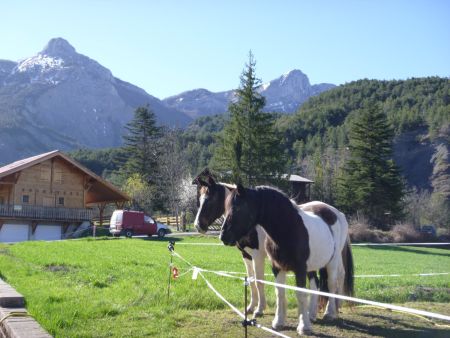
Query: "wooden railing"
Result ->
[[0, 204, 98, 222], [157, 215, 179, 226]]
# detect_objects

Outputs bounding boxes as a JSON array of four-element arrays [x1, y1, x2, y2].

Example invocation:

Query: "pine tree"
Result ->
[[337, 103, 404, 228], [122, 105, 162, 184], [212, 52, 285, 185]]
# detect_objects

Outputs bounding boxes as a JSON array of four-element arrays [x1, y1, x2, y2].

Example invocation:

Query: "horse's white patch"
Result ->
[[194, 194, 207, 232], [300, 210, 335, 271]]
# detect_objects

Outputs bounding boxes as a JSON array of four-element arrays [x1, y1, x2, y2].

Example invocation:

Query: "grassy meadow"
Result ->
[[0, 236, 449, 337]]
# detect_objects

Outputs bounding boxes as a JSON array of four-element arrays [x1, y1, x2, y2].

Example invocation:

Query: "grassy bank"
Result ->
[[0, 236, 448, 337]]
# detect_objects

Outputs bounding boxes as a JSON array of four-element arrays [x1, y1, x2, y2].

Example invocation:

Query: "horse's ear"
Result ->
[[236, 183, 246, 196]]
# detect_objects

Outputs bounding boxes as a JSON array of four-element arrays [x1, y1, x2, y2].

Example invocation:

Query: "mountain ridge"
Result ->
[[0, 37, 336, 164], [163, 69, 335, 118]]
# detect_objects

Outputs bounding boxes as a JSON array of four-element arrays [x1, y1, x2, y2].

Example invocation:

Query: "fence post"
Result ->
[[167, 241, 175, 300], [244, 276, 248, 338]]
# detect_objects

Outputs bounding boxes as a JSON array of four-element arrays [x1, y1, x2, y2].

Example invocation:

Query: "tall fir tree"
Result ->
[[337, 103, 404, 228], [122, 105, 162, 185], [212, 52, 285, 185]]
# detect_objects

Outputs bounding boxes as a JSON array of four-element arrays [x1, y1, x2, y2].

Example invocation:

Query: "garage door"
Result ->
[[34, 225, 61, 241], [0, 224, 29, 243]]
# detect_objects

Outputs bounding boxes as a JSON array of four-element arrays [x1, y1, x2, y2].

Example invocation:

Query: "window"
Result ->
[[54, 170, 63, 184], [40, 165, 51, 181], [22, 195, 30, 204], [58, 197, 65, 206], [0, 197, 4, 205]]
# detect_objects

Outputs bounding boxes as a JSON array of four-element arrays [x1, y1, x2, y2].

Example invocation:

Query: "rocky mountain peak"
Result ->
[[41, 37, 76, 58], [275, 69, 310, 87]]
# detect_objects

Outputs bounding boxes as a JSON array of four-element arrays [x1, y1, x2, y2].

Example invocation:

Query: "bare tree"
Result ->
[[157, 128, 189, 230]]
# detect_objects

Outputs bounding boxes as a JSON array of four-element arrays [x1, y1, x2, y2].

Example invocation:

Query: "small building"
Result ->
[[0, 150, 129, 242], [289, 174, 314, 204]]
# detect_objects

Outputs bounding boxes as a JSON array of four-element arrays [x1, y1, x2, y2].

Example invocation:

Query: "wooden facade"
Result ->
[[0, 150, 129, 242], [289, 174, 314, 204]]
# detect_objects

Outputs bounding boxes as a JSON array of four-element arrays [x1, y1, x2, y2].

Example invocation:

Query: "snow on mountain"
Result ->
[[0, 38, 191, 164]]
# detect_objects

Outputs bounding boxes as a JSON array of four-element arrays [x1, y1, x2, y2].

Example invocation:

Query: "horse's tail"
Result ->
[[318, 268, 328, 311], [342, 236, 355, 297], [318, 236, 354, 310]]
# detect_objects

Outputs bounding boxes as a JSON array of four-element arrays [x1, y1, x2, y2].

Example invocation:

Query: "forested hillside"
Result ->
[[178, 77, 449, 193], [277, 77, 449, 153], [69, 76, 449, 229]]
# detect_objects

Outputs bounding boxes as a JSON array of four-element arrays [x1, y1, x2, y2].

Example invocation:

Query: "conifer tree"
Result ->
[[212, 52, 285, 185], [122, 105, 162, 184], [337, 103, 404, 228]]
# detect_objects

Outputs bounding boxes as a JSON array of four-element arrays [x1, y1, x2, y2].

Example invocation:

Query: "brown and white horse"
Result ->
[[194, 175, 354, 325], [221, 184, 354, 335]]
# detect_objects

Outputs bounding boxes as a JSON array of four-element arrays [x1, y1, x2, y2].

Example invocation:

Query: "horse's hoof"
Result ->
[[253, 310, 264, 318], [271, 318, 285, 330], [297, 327, 312, 336], [323, 313, 337, 321]]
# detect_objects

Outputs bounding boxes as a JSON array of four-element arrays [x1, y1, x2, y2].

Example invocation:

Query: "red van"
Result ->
[[109, 210, 169, 238]]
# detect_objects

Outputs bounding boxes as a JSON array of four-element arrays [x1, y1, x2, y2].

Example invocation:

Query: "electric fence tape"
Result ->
[[171, 251, 291, 337], [170, 251, 450, 323]]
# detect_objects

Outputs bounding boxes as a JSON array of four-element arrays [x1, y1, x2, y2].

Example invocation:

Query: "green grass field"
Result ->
[[0, 236, 449, 337]]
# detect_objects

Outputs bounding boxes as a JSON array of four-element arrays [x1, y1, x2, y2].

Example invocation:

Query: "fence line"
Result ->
[[176, 241, 450, 247], [351, 242, 450, 246], [171, 251, 291, 337], [200, 269, 449, 279], [170, 251, 450, 324]]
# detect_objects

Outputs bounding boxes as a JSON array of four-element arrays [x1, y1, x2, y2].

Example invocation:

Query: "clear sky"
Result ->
[[1, 0, 449, 99]]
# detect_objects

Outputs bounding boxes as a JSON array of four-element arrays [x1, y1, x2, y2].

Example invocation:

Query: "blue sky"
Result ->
[[1, 0, 449, 99]]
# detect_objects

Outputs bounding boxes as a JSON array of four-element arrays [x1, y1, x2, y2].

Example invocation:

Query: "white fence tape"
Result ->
[[176, 241, 450, 247], [356, 272, 449, 278], [172, 251, 292, 337], [171, 251, 450, 324], [352, 242, 450, 246], [202, 270, 449, 279], [253, 279, 450, 322], [197, 267, 292, 338]]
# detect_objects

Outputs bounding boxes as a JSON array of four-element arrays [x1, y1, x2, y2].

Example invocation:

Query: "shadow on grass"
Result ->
[[367, 245, 450, 257], [312, 313, 449, 338], [142, 236, 184, 242]]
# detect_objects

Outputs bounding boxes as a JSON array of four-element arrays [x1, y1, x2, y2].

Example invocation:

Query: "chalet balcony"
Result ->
[[0, 204, 99, 222]]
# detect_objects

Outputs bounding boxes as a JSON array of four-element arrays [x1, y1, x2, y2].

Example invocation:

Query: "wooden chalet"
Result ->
[[0, 150, 129, 242], [288, 174, 314, 204]]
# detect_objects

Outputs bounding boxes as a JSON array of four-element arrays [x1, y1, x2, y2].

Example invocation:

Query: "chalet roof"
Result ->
[[0, 150, 130, 205], [287, 174, 314, 183]]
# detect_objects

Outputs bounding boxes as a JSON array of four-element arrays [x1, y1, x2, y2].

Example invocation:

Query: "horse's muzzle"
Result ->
[[220, 231, 236, 246], [194, 219, 207, 234]]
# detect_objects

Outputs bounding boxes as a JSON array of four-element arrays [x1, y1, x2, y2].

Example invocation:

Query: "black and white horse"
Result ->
[[220, 184, 353, 335], [194, 175, 354, 326]]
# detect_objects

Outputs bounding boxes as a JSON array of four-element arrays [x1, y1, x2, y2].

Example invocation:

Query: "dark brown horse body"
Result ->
[[194, 175, 354, 323], [221, 184, 354, 335]]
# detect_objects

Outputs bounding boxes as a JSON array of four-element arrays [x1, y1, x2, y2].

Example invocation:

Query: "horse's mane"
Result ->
[[247, 186, 306, 243], [255, 185, 298, 212], [219, 182, 237, 190]]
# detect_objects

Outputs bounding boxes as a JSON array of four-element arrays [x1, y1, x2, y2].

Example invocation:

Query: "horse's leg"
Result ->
[[271, 267, 287, 330], [336, 259, 345, 311], [242, 256, 258, 314], [252, 249, 266, 317], [307, 271, 318, 322], [295, 269, 312, 335], [323, 257, 340, 320]]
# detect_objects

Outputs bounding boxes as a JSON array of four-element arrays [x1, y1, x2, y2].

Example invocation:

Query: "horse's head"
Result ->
[[194, 176, 225, 234], [220, 184, 257, 246]]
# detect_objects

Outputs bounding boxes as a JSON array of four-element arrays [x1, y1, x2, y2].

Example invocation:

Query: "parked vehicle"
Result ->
[[419, 224, 436, 237], [109, 210, 169, 238]]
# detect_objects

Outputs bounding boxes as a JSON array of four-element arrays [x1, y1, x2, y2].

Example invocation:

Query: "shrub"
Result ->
[[391, 223, 424, 242]]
